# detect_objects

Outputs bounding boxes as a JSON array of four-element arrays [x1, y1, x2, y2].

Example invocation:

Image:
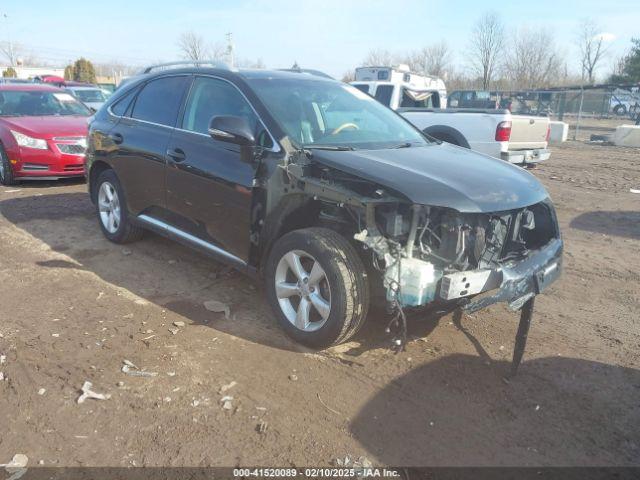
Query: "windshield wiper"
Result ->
[[303, 145, 355, 151], [390, 142, 412, 149]]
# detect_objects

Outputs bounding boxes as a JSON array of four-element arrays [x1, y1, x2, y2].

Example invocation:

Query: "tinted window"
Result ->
[[110, 88, 136, 116], [131, 76, 189, 127], [181, 76, 273, 148], [0, 90, 91, 116], [73, 89, 106, 102], [448, 91, 460, 107], [400, 88, 438, 108], [374, 85, 393, 106], [352, 84, 370, 94]]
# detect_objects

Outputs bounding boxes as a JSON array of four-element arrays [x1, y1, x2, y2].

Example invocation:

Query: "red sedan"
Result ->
[[0, 84, 91, 185]]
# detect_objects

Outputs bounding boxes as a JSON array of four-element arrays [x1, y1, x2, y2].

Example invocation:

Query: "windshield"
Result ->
[[72, 89, 107, 103], [247, 78, 430, 150], [0, 90, 92, 116]]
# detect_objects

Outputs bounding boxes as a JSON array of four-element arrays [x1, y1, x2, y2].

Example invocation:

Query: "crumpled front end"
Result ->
[[353, 198, 563, 313]]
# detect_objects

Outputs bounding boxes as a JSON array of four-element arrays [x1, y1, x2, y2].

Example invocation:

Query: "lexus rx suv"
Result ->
[[86, 62, 562, 354]]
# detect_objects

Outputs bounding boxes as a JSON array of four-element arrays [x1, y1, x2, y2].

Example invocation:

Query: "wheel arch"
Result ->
[[88, 160, 113, 204], [253, 193, 358, 274], [254, 194, 321, 272], [423, 125, 471, 148]]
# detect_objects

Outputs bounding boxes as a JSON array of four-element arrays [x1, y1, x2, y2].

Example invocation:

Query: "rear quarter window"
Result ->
[[109, 88, 137, 116], [131, 76, 190, 127]]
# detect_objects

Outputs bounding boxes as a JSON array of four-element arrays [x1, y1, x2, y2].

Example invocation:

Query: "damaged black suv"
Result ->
[[86, 62, 562, 363]]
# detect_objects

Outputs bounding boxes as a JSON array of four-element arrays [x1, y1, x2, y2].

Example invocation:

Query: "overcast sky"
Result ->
[[3, 0, 638, 79]]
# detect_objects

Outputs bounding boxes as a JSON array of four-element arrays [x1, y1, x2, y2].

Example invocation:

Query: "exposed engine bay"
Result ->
[[354, 200, 560, 309]]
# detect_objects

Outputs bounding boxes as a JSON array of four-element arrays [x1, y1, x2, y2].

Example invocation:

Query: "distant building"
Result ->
[[1, 64, 65, 80]]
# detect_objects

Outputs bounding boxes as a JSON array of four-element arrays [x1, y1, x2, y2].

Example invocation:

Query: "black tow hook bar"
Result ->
[[510, 297, 535, 377]]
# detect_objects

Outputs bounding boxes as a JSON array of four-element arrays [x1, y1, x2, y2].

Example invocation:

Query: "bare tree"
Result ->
[[467, 12, 505, 89], [236, 57, 266, 69], [94, 61, 139, 77], [576, 19, 609, 84], [0, 41, 18, 66], [504, 28, 562, 89], [0, 41, 38, 66], [362, 48, 397, 67], [341, 70, 355, 82], [405, 41, 451, 77], [177, 31, 209, 61], [209, 42, 227, 62]]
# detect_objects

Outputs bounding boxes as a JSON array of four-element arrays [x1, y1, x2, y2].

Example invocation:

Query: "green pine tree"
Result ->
[[2, 67, 17, 78], [610, 39, 640, 83], [64, 65, 74, 81], [72, 57, 97, 83]]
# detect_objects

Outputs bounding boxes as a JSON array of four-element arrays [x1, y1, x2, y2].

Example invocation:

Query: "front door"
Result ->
[[165, 76, 271, 261]]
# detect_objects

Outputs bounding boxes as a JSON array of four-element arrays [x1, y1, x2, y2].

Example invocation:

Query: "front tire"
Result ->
[[95, 169, 143, 244], [0, 146, 18, 186], [265, 227, 370, 348]]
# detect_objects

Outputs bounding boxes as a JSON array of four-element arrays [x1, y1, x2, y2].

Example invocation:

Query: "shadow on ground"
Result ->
[[570, 211, 640, 240], [350, 354, 640, 466], [0, 192, 449, 354]]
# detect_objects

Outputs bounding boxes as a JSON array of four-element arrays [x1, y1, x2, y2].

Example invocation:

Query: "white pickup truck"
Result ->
[[351, 66, 551, 166]]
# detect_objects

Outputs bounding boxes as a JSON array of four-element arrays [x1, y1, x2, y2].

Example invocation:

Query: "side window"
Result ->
[[131, 76, 189, 127], [110, 88, 137, 117], [352, 84, 370, 95], [181, 76, 273, 148], [461, 91, 474, 102], [374, 85, 394, 106], [400, 88, 436, 108]]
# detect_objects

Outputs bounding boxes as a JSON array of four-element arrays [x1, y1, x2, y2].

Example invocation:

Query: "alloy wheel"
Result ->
[[98, 181, 121, 234], [274, 250, 331, 332]]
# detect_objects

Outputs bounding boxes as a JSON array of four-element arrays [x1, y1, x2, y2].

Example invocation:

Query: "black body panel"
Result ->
[[165, 129, 255, 260], [308, 143, 548, 213]]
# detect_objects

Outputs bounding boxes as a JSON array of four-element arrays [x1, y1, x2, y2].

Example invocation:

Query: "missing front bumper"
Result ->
[[440, 238, 563, 313]]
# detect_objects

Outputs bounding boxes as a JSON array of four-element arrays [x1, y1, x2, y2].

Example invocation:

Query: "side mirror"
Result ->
[[208, 115, 255, 146]]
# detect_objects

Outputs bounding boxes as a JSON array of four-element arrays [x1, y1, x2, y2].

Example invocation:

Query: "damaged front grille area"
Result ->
[[354, 199, 560, 308], [374, 201, 558, 271]]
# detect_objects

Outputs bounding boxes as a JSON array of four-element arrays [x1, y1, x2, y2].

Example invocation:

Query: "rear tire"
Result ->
[[0, 146, 18, 186], [613, 104, 627, 116], [265, 227, 370, 348], [95, 169, 143, 244]]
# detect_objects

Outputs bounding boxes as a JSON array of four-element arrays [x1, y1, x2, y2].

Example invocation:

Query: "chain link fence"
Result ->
[[494, 86, 640, 141]]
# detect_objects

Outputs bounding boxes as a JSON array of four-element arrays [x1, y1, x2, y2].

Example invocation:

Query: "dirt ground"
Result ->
[[0, 140, 639, 468]]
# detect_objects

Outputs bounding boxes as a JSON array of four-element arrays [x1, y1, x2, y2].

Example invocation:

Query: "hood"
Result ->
[[1, 116, 88, 139], [309, 143, 549, 213]]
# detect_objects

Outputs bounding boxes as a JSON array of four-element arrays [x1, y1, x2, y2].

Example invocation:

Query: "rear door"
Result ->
[[165, 75, 272, 261], [107, 75, 190, 214]]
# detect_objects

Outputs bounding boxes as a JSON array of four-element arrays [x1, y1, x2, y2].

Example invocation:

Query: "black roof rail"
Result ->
[[139, 60, 232, 74]]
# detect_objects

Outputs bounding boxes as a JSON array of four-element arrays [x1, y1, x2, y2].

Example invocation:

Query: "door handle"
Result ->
[[166, 148, 186, 162], [109, 132, 123, 144]]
